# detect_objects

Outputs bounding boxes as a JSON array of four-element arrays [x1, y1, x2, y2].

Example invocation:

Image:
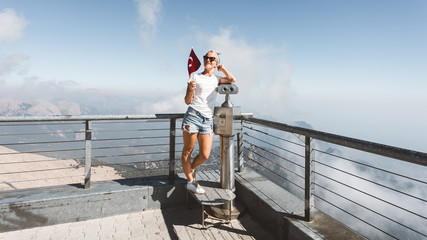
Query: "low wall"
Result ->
[[235, 170, 364, 240], [0, 177, 187, 232], [1, 171, 363, 240]]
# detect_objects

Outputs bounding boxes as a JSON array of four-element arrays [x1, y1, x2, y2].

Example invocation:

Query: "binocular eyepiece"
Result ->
[[217, 84, 239, 95]]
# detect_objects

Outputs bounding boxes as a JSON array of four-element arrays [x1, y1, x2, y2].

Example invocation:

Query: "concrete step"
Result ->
[[236, 169, 365, 240], [0, 177, 187, 232]]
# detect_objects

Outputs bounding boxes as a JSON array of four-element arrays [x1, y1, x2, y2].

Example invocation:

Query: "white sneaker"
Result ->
[[186, 181, 205, 194]]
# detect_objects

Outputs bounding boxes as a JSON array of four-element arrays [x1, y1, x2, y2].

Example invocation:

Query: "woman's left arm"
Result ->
[[217, 65, 236, 84]]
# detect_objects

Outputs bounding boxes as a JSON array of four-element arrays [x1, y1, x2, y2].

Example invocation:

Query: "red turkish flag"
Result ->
[[188, 48, 201, 77]]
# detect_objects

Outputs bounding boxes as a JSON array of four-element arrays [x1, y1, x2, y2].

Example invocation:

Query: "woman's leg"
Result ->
[[181, 130, 198, 182], [191, 133, 213, 169]]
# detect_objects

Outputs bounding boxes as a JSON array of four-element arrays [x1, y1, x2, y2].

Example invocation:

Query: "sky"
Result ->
[[0, 0, 426, 152]]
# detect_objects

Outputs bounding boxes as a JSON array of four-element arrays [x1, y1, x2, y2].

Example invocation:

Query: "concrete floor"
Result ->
[[0, 205, 276, 240]]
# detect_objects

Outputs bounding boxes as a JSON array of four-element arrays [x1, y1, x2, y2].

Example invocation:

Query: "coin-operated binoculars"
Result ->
[[212, 84, 241, 219]]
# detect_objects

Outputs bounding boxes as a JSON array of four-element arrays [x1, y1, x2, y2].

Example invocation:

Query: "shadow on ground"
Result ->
[[160, 204, 276, 240]]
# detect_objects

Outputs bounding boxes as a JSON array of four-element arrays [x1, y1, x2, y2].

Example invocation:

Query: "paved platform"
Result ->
[[0, 205, 275, 240]]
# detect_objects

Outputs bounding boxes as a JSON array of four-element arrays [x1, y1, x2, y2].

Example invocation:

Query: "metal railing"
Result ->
[[0, 114, 227, 191], [1, 114, 426, 239], [241, 116, 427, 239], [0, 114, 184, 190]]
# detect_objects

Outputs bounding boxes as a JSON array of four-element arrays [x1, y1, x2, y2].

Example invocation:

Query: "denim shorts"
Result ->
[[182, 107, 213, 135]]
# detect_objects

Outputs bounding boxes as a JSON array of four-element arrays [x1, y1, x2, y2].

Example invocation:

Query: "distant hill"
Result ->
[[294, 120, 314, 130], [0, 98, 92, 116]]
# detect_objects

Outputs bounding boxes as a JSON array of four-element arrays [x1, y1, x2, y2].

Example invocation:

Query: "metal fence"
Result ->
[[241, 116, 427, 240], [0, 114, 226, 191], [1, 114, 426, 239], [0, 114, 186, 191]]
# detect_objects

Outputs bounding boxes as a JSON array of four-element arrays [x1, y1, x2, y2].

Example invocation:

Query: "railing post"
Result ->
[[84, 120, 92, 189], [304, 136, 315, 221], [169, 118, 176, 184], [237, 119, 244, 172]]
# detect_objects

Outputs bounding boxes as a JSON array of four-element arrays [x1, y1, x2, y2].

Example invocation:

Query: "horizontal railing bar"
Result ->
[[0, 148, 84, 155], [244, 151, 305, 190], [315, 172, 426, 220], [106, 169, 170, 178], [92, 128, 169, 133], [2, 174, 83, 184], [92, 136, 169, 142], [244, 139, 305, 171], [0, 121, 84, 127], [242, 116, 427, 167], [92, 143, 169, 150], [0, 166, 77, 175], [245, 148, 305, 182], [0, 114, 185, 123], [0, 113, 249, 123], [235, 165, 305, 218], [243, 122, 305, 147], [244, 153, 304, 191], [315, 183, 427, 238], [314, 195, 393, 239], [0, 139, 84, 147], [93, 119, 169, 124], [0, 130, 84, 137], [315, 149, 427, 185], [244, 132, 305, 159], [0, 158, 83, 165], [315, 160, 426, 202], [93, 151, 168, 159], [93, 159, 169, 167]]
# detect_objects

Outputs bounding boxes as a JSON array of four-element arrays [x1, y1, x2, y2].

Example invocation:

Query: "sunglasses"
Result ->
[[203, 55, 216, 62]]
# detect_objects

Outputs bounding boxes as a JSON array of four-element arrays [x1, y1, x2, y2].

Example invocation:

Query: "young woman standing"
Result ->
[[181, 50, 236, 194]]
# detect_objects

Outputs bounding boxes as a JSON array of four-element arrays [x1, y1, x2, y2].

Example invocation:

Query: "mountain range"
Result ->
[[0, 98, 91, 116]]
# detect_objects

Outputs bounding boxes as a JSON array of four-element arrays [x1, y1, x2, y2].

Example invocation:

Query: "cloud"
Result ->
[[0, 8, 29, 42], [0, 25, 293, 118], [0, 68, 185, 115], [302, 142, 427, 238], [134, 0, 162, 46], [197, 28, 295, 121], [135, 93, 187, 114], [0, 76, 79, 101], [0, 54, 30, 76]]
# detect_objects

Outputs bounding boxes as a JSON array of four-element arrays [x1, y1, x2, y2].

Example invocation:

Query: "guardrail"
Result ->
[[0, 114, 184, 190], [1, 114, 426, 239], [240, 116, 427, 239]]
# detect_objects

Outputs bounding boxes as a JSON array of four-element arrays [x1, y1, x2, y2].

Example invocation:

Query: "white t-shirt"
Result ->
[[188, 73, 221, 118]]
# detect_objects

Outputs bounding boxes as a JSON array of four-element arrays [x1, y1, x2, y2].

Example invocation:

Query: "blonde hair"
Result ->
[[207, 50, 221, 64]]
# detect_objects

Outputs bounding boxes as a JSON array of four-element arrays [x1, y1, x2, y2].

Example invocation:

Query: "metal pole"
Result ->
[[169, 118, 176, 184], [84, 120, 92, 189], [237, 121, 244, 172], [220, 136, 235, 191], [220, 135, 235, 211], [213, 85, 241, 219], [304, 136, 315, 221]]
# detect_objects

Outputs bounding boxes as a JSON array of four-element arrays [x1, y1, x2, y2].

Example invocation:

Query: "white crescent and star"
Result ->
[[188, 57, 193, 67]]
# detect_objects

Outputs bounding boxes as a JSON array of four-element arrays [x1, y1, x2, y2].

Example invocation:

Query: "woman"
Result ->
[[181, 50, 236, 194]]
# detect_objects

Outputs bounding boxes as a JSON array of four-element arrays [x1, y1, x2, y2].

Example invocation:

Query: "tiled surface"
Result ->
[[0, 206, 275, 240]]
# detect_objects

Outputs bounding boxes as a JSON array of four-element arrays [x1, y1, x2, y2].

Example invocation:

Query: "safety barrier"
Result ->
[[241, 116, 427, 239], [1, 114, 426, 239]]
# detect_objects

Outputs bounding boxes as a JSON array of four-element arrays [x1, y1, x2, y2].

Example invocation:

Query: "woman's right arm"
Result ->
[[184, 80, 196, 105]]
